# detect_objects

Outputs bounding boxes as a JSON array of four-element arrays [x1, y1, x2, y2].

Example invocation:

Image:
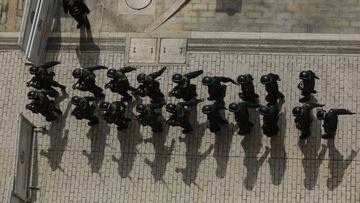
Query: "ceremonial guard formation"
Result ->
[[25, 61, 356, 142], [22, 7, 356, 176]]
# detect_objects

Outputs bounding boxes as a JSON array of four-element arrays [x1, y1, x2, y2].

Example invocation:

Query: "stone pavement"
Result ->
[[0, 42, 360, 202], [3, 0, 360, 33]]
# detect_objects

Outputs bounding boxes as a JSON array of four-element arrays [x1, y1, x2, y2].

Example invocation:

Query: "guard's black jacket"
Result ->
[[71, 96, 96, 120], [322, 109, 354, 134], [167, 104, 192, 131], [261, 105, 280, 137], [105, 67, 137, 99], [137, 67, 166, 103], [207, 76, 237, 101], [169, 70, 203, 102]]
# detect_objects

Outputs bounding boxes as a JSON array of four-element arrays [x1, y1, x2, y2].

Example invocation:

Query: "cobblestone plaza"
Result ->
[[0, 45, 359, 202], [0, 0, 360, 202]]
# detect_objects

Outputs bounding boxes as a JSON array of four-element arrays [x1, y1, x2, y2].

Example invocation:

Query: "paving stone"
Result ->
[[0, 49, 360, 202]]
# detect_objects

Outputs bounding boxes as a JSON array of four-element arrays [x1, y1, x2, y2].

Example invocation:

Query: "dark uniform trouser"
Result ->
[[323, 128, 336, 138]]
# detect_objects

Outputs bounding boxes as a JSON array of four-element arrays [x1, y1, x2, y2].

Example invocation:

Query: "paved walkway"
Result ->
[[0, 44, 359, 202], [3, 0, 360, 33]]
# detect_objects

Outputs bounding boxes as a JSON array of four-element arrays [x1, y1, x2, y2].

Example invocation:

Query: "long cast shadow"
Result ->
[[327, 140, 358, 190], [242, 109, 269, 190], [76, 27, 100, 68], [175, 106, 214, 187], [269, 111, 287, 185], [213, 121, 236, 178], [40, 101, 72, 171], [82, 119, 110, 174], [112, 102, 143, 179], [144, 123, 175, 183], [298, 112, 326, 190], [176, 106, 213, 186]]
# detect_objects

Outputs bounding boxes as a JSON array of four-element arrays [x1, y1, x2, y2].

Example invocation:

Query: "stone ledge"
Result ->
[[0, 32, 360, 54]]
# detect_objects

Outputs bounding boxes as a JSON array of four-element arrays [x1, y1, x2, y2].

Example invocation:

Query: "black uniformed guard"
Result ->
[[63, 0, 91, 29], [100, 101, 131, 130], [292, 103, 324, 139], [26, 61, 66, 98], [26, 90, 62, 121], [136, 66, 167, 105], [169, 70, 204, 106], [317, 108, 355, 139], [202, 76, 238, 107], [166, 103, 193, 133], [202, 104, 228, 133], [260, 73, 285, 106], [237, 74, 259, 103], [71, 96, 98, 126], [298, 70, 319, 102], [229, 102, 260, 135], [259, 105, 280, 137], [135, 103, 164, 132], [105, 66, 137, 102], [72, 65, 107, 98]]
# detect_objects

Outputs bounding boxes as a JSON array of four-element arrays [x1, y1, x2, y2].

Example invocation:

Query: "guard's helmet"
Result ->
[[292, 106, 303, 116], [71, 96, 81, 105], [237, 75, 250, 84], [299, 71, 311, 80], [229, 103, 239, 113], [260, 74, 271, 84], [29, 66, 38, 75], [316, 110, 327, 120], [172, 73, 183, 83], [166, 103, 177, 113], [136, 104, 147, 113], [107, 69, 117, 78], [27, 91, 37, 100], [259, 106, 270, 116], [72, 68, 82, 78], [202, 76, 212, 86], [99, 102, 111, 112], [137, 73, 146, 83], [202, 105, 212, 114]]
